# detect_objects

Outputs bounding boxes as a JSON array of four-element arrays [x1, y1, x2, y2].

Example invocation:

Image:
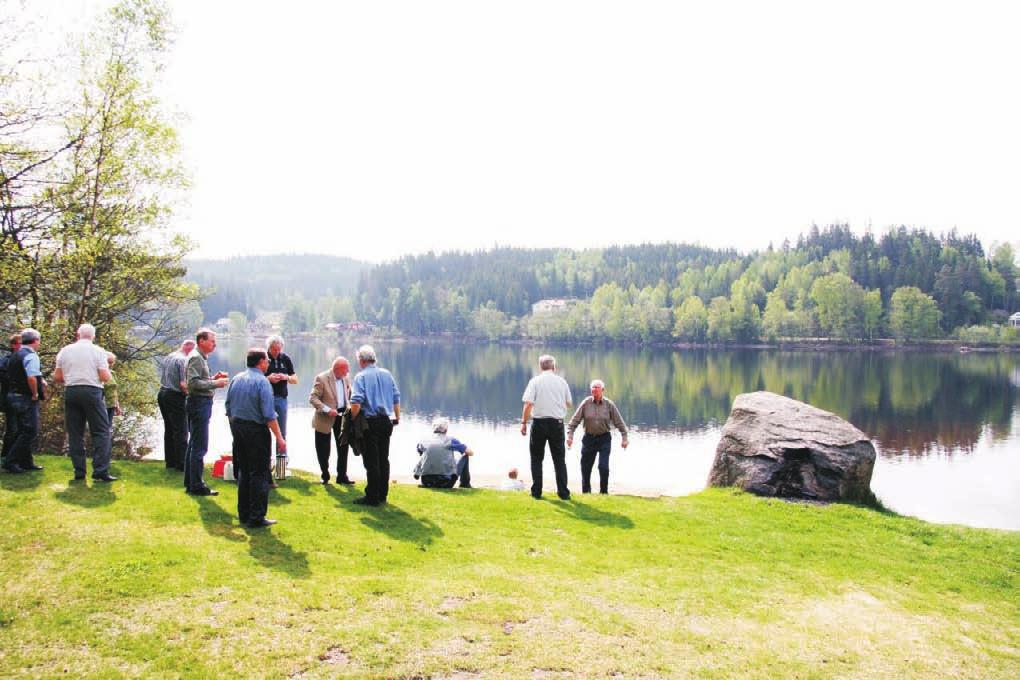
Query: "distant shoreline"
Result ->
[[215, 330, 1020, 352]]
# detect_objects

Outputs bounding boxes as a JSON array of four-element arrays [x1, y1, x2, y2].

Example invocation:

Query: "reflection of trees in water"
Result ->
[[211, 340, 1019, 458]]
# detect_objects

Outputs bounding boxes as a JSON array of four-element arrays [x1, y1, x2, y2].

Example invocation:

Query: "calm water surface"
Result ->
[[162, 339, 1020, 531]]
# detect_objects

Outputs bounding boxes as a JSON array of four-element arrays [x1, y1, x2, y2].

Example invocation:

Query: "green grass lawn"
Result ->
[[1, 454, 1018, 679]]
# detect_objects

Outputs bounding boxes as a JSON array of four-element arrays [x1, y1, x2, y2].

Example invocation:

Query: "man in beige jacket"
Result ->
[[310, 356, 355, 485]]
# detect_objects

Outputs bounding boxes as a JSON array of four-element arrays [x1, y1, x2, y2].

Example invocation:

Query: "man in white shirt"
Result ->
[[309, 356, 355, 485], [54, 323, 114, 481], [520, 354, 573, 500]]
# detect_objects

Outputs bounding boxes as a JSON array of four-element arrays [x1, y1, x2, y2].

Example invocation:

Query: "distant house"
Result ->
[[324, 322, 342, 331], [531, 298, 578, 314], [1009, 312, 1020, 329], [214, 317, 231, 332], [337, 321, 374, 333]]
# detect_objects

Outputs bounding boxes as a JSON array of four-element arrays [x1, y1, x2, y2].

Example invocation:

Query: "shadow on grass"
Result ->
[[247, 527, 312, 579], [54, 482, 116, 507], [190, 495, 246, 543], [0, 471, 44, 491], [327, 487, 444, 545], [553, 498, 635, 529]]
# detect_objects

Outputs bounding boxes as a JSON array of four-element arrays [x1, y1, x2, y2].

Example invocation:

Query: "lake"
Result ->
[[156, 338, 1020, 531]]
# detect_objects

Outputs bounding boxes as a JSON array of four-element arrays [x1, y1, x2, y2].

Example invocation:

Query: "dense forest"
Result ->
[[354, 225, 1020, 344]]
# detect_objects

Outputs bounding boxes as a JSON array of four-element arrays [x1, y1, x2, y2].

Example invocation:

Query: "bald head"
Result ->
[[331, 356, 350, 379]]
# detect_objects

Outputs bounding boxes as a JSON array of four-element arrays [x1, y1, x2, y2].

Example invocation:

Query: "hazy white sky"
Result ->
[[46, 2, 1020, 261]]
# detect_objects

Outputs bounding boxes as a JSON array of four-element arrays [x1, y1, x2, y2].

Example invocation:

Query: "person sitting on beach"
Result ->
[[500, 467, 525, 491], [413, 418, 473, 489]]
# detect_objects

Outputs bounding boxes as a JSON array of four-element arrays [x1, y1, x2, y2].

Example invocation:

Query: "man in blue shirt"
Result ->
[[225, 349, 287, 528], [414, 418, 474, 489], [3, 329, 46, 474], [349, 344, 400, 506]]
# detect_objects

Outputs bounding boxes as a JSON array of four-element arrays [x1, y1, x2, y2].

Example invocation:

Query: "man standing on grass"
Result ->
[[157, 338, 195, 471], [567, 379, 629, 494], [54, 324, 115, 482], [310, 356, 355, 485], [226, 348, 286, 528], [2, 329, 46, 474], [183, 328, 228, 496], [349, 345, 400, 506], [520, 354, 572, 500], [1, 332, 23, 466]]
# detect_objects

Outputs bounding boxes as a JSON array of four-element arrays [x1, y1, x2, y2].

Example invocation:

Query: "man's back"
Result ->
[[523, 371, 572, 419]]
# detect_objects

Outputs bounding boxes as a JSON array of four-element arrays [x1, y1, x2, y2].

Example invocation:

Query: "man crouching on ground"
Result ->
[[225, 348, 286, 528], [414, 417, 473, 489]]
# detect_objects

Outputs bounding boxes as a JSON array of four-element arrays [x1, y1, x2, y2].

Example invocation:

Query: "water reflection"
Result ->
[[193, 339, 1020, 529], [209, 341, 1019, 456]]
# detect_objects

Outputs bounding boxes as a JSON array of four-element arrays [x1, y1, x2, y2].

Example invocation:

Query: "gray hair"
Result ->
[[266, 335, 284, 350], [357, 344, 377, 363], [432, 417, 449, 434], [180, 339, 196, 351], [77, 323, 96, 340], [20, 328, 40, 345], [539, 354, 555, 371], [590, 379, 605, 389]]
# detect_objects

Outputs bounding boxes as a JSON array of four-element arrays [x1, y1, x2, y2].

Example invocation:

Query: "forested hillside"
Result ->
[[186, 254, 370, 326], [355, 225, 1020, 343]]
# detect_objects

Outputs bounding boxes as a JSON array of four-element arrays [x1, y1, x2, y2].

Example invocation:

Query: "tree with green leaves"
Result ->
[[1, 0, 196, 454], [889, 286, 942, 341]]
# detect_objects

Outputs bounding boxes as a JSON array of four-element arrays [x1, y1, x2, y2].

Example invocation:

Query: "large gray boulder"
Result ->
[[708, 391, 876, 502]]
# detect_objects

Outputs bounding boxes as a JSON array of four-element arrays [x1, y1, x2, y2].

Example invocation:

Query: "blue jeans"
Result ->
[[3, 393, 38, 469], [184, 396, 213, 492], [64, 385, 111, 478], [273, 395, 288, 439], [580, 432, 612, 493]]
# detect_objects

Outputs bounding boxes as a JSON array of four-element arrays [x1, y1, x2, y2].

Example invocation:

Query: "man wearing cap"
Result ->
[[54, 324, 115, 481], [520, 354, 572, 500], [349, 344, 400, 506], [225, 348, 286, 528], [2, 329, 46, 474], [567, 379, 629, 494], [1, 332, 23, 466], [157, 338, 195, 471]]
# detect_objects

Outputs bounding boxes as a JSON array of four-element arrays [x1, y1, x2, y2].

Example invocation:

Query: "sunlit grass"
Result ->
[[1, 454, 1017, 678]]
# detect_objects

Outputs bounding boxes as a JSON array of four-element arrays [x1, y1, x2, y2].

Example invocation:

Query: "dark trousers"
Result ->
[[3, 393, 38, 469], [157, 388, 188, 469], [184, 395, 212, 492], [2, 400, 19, 464], [360, 416, 393, 503], [530, 418, 569, 499], [420, 456, 470, 489], [231, 419, 271, 524], [580, 432, 612, 493], [64, 386, 111, 478], [315, 411, 351, 482]]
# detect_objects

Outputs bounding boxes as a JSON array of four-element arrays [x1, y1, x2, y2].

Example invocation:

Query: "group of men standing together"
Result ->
[[1, 324, 119, 481], [158, 330, 401, 528], [2, 325, 630, 528]]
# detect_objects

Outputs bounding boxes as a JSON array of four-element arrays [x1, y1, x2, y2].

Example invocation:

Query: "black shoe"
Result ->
[[25, 464, 44, 471], [531, 493, 542, 500], [558, 493, 571, 501], [459, 483, 473, 489], [338, 479, 355, 485], [94, 474, 118, 482], [188, 487, 218, 496], [320, 478, 330, 485], [72, 474, 86, 481], [352, 497, 379, 506], [248, 518, 278, 528], [2, 464, 25, 474]]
